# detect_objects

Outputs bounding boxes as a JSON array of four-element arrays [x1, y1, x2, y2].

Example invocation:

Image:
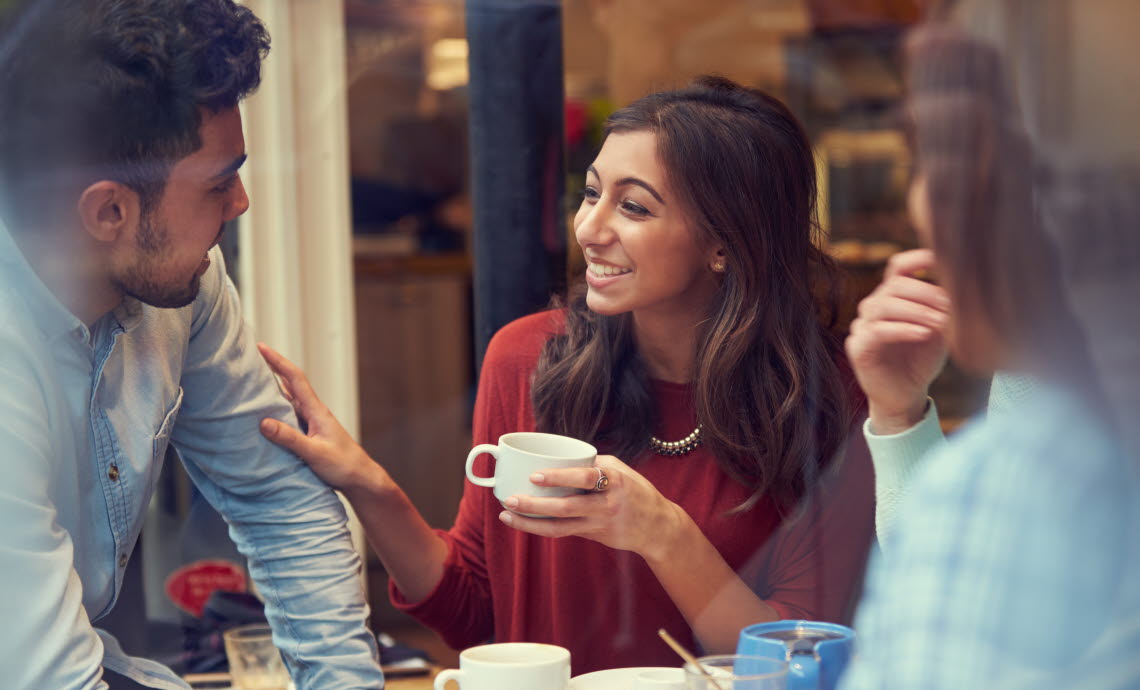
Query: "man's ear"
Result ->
[[77, 181, 140, 244]]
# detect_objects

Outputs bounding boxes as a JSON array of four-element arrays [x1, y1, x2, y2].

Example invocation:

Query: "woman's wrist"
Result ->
[[342, 453, 394, 502], [641, 501, 699, 567], [867, 397, 930, 435]]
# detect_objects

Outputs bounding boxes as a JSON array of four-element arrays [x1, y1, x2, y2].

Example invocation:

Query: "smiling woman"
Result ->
[[575, 130, 721, 329], [534, 76, 860, 510], [255, 75, 875, 676]]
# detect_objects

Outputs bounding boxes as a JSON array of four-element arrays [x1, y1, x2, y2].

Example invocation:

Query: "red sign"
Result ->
[[164, 559, 248, 618]]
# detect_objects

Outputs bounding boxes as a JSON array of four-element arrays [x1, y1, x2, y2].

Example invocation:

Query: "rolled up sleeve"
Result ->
[[169, 251, 382, 689]]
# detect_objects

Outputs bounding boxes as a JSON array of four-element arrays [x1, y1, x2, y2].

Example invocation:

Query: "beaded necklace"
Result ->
[[648, 425, 703, 457]]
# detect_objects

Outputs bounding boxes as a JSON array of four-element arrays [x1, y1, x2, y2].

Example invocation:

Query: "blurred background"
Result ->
[[108, 0, 1139, 672]]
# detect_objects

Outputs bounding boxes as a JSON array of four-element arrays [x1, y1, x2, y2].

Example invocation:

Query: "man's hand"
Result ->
[[846, 249, 950, 434]]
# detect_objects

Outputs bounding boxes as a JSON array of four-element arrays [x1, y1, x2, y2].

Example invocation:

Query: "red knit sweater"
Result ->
[[391, 310, 875, 675]]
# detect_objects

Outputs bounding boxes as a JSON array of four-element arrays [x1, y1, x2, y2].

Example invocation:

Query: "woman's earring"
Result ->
[[712, 260, 726, 273]]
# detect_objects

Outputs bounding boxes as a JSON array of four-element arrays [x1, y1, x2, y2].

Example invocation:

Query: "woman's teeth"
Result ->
[[589, 263, 631, 277]]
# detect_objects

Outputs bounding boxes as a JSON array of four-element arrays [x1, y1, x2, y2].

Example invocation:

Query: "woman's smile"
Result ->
[[585, 261, 633, 288]]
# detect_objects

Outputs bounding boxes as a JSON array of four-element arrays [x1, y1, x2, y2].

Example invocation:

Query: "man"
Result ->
[[0, 1, 384, 688]]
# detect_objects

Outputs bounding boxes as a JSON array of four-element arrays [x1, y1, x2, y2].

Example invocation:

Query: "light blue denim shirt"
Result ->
[[0, 219, 383, 689]]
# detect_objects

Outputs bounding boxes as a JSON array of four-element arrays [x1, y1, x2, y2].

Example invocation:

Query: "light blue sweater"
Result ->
[[864, 373, 1038, 544], [845, 382, 1140, 688]]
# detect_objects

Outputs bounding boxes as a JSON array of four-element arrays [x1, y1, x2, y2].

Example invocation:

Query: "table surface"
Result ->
[[387, 669, 439, 689], [183, 669, 445, 689]]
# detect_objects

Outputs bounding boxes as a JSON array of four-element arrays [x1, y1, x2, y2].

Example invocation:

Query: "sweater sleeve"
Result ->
[[866, 374, 1039, 548], [864, 398, 947, 547], [387, 524, 494, 650], [986, 372, 1037, 414]]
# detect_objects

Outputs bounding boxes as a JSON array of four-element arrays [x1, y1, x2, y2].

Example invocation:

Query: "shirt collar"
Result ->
[[112, 296, 144, 332], [0, 214, 88, 342]]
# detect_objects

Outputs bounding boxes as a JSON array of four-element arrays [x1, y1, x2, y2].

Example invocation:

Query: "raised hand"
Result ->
[[257, 343, 383, 492], [846, 249, 950, 434]]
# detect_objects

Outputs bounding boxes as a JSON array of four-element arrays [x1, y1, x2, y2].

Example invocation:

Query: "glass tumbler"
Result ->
[[223, 623, 290, 690]]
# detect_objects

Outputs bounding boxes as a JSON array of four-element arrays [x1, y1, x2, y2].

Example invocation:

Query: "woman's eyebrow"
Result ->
[[587, 165, 665, 205], [616, 177, 664, 204]]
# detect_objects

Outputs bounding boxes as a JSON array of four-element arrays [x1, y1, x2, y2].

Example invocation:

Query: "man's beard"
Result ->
[[112, 212, 203, 309]]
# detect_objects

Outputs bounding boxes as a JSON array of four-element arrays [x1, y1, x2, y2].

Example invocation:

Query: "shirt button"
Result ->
[[118, 554, 128, 568], [108, 465, 120, 481]]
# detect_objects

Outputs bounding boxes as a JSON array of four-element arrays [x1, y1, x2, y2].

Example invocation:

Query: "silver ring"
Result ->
[[593, 467, 609, 492]]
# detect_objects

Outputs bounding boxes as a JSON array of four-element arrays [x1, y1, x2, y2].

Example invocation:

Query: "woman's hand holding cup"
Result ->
[[497, 453, 687, 563]]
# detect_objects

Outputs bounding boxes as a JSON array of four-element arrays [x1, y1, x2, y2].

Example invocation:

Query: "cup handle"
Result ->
[[790, 655, 820, 690], [465, 444, 499, 487], [434, 668, 463, 689]]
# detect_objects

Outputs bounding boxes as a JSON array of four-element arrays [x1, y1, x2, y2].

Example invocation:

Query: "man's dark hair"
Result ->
[[0, 0, 269, 217]]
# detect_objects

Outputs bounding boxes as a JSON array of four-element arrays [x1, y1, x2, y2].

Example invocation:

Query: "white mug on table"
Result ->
[[433, 642, 571, 690]]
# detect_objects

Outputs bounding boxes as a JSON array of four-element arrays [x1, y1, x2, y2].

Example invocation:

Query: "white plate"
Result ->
[[570, 667, 680, 689]]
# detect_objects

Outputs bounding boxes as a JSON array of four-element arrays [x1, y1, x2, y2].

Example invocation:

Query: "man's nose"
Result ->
[[228, 176, 250, 220]]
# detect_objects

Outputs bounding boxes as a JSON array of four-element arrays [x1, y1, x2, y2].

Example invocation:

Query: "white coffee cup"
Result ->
[[432, 642, 571, 690], [465, 432, 597, 518], [635, 668, 685, 689]]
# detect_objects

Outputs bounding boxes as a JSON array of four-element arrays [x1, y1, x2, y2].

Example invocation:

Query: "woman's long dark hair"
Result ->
[[531, 76, 858, 512]]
